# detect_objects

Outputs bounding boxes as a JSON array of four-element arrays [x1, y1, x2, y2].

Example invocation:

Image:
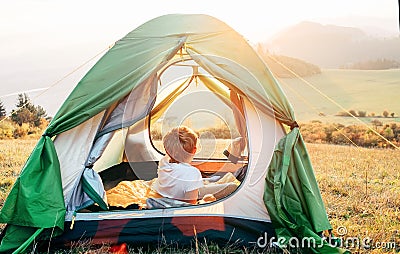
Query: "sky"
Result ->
[[0, 0, 398, 115]]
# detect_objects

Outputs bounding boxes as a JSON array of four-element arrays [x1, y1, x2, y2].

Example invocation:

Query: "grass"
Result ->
[[307, 143, 400, 253], [0, 139, 399, 253], [0, 139, 37, 208], [46, 239, 282, 254]]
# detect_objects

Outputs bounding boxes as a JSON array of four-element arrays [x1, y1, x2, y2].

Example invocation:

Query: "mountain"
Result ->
[[265, 21, 400, 68]]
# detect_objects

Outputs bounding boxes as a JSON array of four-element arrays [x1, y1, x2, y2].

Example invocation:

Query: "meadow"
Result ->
[[0, 139, 398, 253], [307, 143, 400, 253], [278, 69, 400, 124]]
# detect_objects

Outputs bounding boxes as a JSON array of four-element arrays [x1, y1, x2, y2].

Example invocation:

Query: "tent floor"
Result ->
[[45, 216, 276, 251]]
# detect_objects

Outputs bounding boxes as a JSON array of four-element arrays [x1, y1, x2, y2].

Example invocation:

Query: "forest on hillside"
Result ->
[[256, 44, 321, 78], [340, 58, 400, 70]]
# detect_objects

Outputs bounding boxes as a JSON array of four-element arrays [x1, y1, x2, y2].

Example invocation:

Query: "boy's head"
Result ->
[[163, 126, 198, 163]]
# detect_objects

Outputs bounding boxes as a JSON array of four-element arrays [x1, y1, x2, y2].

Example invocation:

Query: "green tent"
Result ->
[[0, 14, 344, 253]]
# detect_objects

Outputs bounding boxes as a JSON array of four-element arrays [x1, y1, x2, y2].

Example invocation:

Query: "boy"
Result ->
[[153, 126, 203, 204]]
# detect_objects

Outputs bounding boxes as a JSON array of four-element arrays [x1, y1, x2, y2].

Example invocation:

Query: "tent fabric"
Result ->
[[81, 169, 108, 210], [86, 132, 115, 169], [95, 74, 158, 139], [0, 136, 65, 252], [264, 128, 346, 253], [229, 90, 247, 139], [77, 77, 159, 209], [94, 130, 128, 173], [47, 38, 185, 137], [0, 136, 64, 229], [97, 76, 194, 170], [221, 98, 280, 220], [56, 112, 105, 208], [0, 14, 334, 252], [0, 226, 43, 253], [139, 74, 194, 129]]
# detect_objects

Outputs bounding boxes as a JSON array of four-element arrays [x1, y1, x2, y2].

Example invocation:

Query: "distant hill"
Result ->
[[265, 21, 400, 68], [255, 45, 321, 78]]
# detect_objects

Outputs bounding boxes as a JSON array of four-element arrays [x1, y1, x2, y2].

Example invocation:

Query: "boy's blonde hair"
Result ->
[[163, 126, 198, 163]]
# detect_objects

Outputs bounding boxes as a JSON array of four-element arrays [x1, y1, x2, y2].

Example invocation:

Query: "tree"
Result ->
[[10, 93, 48, 127], [336, 111, 351, 117], [34, 105, 48, 126], [12, 108, 35, 126], [0, 100, 6, 119], [383, 110, 389, 118], [358, 111, 367, 117], [371, 119, 383, 130], [384, 127, 394, 139], [349, 109, 357, 117], [390, 112, 395, 118], [16, 93, 35, 112]]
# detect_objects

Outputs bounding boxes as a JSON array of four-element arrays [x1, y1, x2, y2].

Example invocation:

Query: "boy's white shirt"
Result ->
[[153, 155, 204, 200]]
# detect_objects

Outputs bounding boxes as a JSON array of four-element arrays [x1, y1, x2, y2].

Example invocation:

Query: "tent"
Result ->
[[0, 14, 341, 253]]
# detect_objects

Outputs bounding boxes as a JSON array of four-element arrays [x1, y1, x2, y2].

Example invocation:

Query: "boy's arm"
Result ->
[[183, 189, 199, 204]]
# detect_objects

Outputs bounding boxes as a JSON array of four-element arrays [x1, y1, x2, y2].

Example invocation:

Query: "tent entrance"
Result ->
[[148, 59, 248, 159], [83, 58, 252, 211], [91, 57, 249, 168]]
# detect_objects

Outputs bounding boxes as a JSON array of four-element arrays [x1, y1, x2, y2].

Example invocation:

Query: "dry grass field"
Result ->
[[0, 139, 399, 253], [0, 139, 37, 207], [307, 143, 400, 253]]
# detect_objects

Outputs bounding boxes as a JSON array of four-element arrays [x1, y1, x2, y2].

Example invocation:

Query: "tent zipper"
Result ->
[[70, 211, 77, 230]]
